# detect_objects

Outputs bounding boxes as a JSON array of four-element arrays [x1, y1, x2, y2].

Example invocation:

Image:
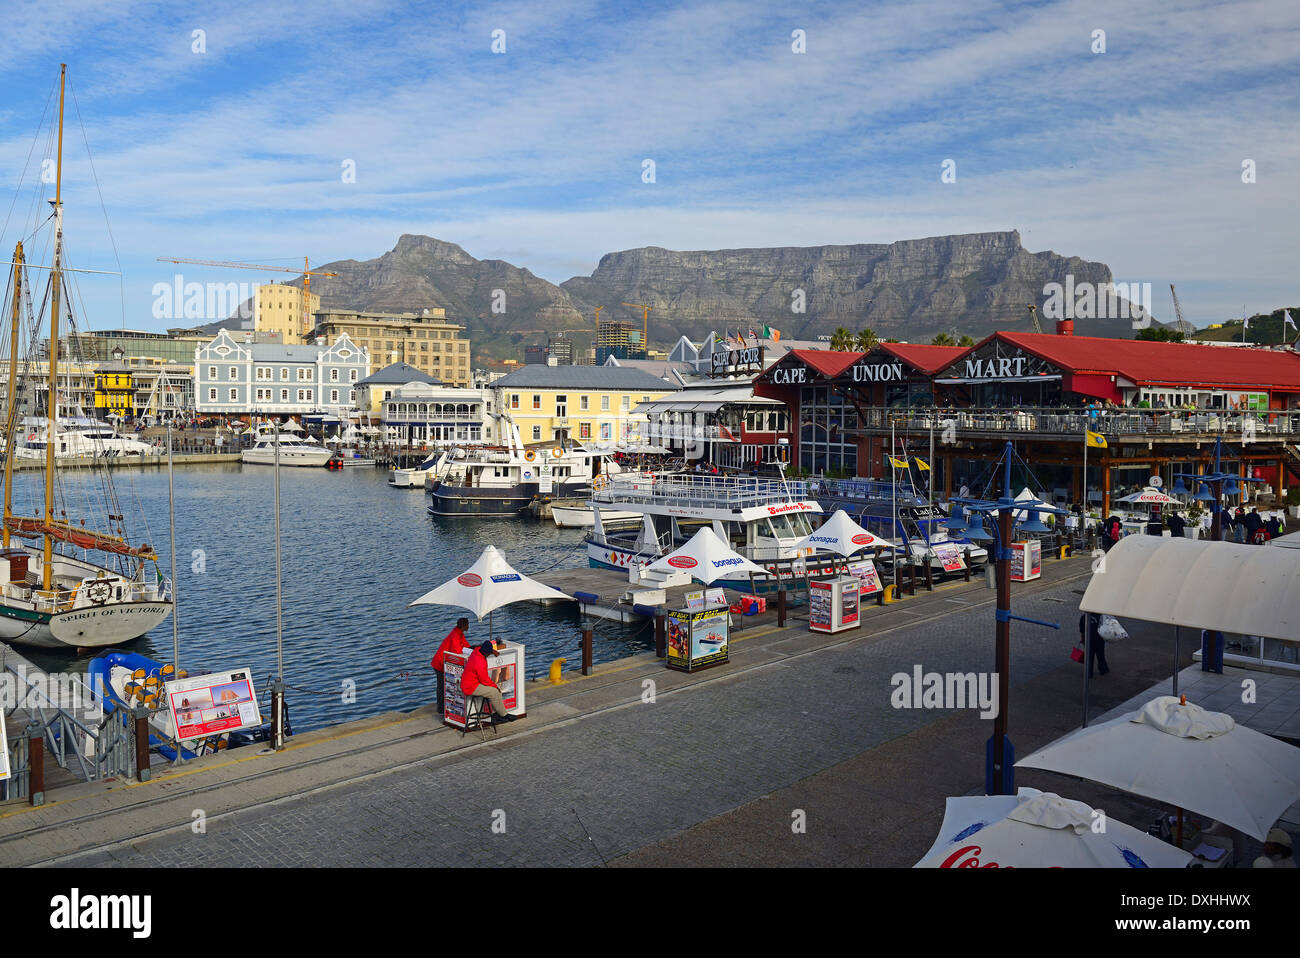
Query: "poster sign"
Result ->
[[443, 651, 469, 726], [933, 543, 966, 573], [0, 707, 9, 783], [685, 590, 705, 612], [442, 644, 526, 727], [667, 607, 730, 672], [846, 559, 882, 595], [809, 579, 833, 631], [164, 667, 262, 742], [704, 587, 727, 608], [841, 577, 860, 625]]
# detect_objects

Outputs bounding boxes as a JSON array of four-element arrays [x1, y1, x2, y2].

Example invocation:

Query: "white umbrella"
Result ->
[[915, 787, 1193, 868], [408, 545, 574, 636], [645, 527, 769, 585], [1117, 488, 1182, 506], [792, 509, 889, 557], [1018, 696, 1300, 841]]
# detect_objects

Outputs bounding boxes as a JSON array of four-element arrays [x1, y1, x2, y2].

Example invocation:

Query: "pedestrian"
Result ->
[[431, 617, 470, 714], [1101, 514, 1123, 552], [1167, 511, 1186, 538], [461, 639, 516, 724], [1200, 629, 1224, 674], [1079, 611, 1109, 677], [1231, 508, 1246, 543], [1265, 513, 1284, 538], [1253, 829, 1297, 868]]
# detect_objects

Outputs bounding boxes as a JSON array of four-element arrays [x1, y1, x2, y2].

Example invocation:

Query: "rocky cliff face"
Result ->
[[284, 230, 1145, 356]]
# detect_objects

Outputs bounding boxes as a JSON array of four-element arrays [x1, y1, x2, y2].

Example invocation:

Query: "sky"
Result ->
[[0, 0, 1297, 334]]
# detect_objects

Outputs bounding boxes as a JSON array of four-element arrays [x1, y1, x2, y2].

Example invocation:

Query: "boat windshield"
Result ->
[[764, 513, 813, 538]]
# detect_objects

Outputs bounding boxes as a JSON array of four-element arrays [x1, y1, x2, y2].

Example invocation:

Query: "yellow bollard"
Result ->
[[549, 657, 568, 685], [1059, 545, 1071, 559], [883, 584, 898, 604]]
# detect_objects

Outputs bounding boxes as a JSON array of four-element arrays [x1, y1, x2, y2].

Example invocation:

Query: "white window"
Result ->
[[297, 368, 310, 382], [208, 366, 217, 379], [280, 389, 288, 401], [601, 395, 610, 411], [229, 366, 237, 379], [280, 367, 289, 381], [297, 389, 305, 402], [348, 389, 354, 402], [331, 389, 339, 403], [532, 426, 541, 441], [306, 389, 312, 402], [622, 396, 630, 411], [330, 368, 339, 382], [208, 388, 217, 401], [580, 396, 589, 410], [228, 388, 236, 401], [349, 369, 358, 382]]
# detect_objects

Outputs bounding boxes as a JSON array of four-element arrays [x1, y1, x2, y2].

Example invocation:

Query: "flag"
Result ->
[[1086, 429, 1107, 449], [913, 457, 930, 471], [772, 327, 781, 343], [748, 327, 757, 341], [1286, 310, 1296, 331], [888, 456, 909, 469], [1243, 314, 1250, 329]]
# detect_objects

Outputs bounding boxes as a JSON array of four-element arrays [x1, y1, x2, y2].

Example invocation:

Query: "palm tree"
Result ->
[[830, 327, 855, 351], [957, 334, 976, 347], [931, 332, 956, 346], [855, 327, 879, 352]]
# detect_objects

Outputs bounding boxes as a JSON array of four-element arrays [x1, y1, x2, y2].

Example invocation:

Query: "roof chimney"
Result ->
[[1056, 318, 1074, 337]]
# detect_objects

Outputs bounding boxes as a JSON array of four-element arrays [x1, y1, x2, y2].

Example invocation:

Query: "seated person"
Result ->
[[461, 639, 516, 724], [1253, 829, 1296, 868]]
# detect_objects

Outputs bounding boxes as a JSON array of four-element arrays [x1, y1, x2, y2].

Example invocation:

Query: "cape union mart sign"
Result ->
[[768, 359, 907, 385]]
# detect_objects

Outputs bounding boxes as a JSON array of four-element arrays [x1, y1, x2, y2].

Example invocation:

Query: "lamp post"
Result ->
[[950, 441, 1067, 795]]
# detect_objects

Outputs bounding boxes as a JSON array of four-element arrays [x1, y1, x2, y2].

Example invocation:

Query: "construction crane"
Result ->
[[156, 256, 339, 340], [620, 302, 651, 352], [1169, 284, 1195, 338], [1026, 304, 1043, 333]]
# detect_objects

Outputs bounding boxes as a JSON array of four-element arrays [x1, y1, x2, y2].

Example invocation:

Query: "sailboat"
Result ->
[[0, 65, 172, 649]]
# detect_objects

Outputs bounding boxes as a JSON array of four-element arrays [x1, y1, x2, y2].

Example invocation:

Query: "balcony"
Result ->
[[847, 407, 1300, 443]]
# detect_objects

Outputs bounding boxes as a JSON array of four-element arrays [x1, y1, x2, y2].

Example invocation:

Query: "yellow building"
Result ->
[[93, 366, 134, 419], [312, 307, 472, 387], [490, 366, 674, 446], [255, 283, 321, 345]]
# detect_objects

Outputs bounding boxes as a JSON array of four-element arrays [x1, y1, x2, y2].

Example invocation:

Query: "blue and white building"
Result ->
[[194, 329, 370, 417]]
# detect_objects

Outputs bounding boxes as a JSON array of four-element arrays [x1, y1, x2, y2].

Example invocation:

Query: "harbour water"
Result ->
[[19, 463, 652, 731]]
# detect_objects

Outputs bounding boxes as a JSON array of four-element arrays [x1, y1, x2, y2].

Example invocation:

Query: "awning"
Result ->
[[635, 388, 783, 416], [1080, 535, 1300, 642]]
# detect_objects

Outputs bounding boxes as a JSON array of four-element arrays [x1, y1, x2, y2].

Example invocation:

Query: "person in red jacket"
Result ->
[[461, 639, 516, 723], [431, 618, 470, 713]]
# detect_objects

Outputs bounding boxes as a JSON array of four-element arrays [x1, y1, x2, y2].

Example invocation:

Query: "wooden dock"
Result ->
[[535, 565, 788, 626]]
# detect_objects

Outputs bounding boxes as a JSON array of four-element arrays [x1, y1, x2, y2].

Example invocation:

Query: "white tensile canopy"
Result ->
[[914, 787, 1192, 868], [280, 419, 304, 432], [1018, 697, 1300, 842], [408, 545, 573, 621], [645, 527, 768, 585], [1080, 534, 1300, 642], [792, 509, 889, 557]]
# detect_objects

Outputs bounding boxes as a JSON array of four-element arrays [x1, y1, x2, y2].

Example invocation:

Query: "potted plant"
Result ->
[[1187, 501, 1205, 539], [1287, 488, 1300, 520]]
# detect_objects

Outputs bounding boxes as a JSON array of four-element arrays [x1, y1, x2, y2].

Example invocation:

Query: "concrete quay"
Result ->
[[0, 552, 1238, 867]]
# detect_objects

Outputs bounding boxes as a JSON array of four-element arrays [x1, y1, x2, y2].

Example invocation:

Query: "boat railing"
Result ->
[[0, 660, 108, 800], [593, 473, 811, 509]]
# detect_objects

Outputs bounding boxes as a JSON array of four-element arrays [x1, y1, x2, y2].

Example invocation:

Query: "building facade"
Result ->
[[255, 283, 321, 345], [380, 382, 496, 445], [490, 366, 673, 446], [194, 329, 368, 416], [312, 307, 471, 387]]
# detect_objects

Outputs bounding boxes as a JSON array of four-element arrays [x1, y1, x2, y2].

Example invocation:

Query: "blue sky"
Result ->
[[1, 0, 1297, 333]]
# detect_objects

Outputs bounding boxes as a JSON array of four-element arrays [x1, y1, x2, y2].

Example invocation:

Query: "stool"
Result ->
[[463, 694, 496, 739]]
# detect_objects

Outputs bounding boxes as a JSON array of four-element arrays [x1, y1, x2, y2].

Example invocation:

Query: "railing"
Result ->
[[1, 659, 108, 800], [850, 406, 1300, 439], [594, 472, 811, 509], [647, 424, 729, 442]]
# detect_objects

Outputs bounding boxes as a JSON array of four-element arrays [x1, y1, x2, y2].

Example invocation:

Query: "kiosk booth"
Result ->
[[442, 640, 527, 728], [1010, 540, 1042, 582], [666, 590, 731, 672], [809, 576, 861, 634]]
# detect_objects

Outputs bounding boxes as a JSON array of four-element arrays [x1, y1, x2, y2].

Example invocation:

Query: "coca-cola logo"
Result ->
[[457, 573, 483, 587], [668, 557, 697, 569], [851, 534, 872, 544], [940, 845, 1008, 868]]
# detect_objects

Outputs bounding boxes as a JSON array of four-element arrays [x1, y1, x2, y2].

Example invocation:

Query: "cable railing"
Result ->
[[594, 472, 812, 509], [849, 406, 1300, 439]]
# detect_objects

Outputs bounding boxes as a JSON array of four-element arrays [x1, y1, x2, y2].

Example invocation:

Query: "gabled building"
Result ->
[[195, 329, 368, 416]]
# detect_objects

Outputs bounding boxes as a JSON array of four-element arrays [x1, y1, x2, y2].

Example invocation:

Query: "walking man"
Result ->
[[1080, 611, 1109, 677], [1201, 629, 1224, 674]]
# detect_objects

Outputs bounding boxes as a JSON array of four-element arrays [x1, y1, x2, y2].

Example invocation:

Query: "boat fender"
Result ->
[[632, 603, 659, 617], [574, 591, 599, 604]]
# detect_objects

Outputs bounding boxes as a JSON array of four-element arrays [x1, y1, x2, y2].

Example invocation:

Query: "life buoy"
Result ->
[[524, 450, 536, 462], [551, 447, 563, 458], [592, 475, 607, 491]]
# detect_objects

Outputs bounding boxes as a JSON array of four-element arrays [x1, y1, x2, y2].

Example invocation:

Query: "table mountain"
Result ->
[[278, 230, 1151, 357]]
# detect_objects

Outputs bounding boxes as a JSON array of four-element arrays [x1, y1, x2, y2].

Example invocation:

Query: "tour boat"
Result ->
[[584, 472, 824, 590], [0, 66, 173, 649], [15, 418, 156, 459], [390, 450, 449, 488], [240, 431, 334, 466]]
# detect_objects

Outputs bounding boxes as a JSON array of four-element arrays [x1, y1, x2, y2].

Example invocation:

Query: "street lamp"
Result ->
[[949, 440, 1069, 795]]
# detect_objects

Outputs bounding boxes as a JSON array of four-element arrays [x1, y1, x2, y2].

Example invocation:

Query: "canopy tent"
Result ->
[[1270, 530, 1300, 550], [914, 787, 1192, 868], [645, 527, 768, 585], [1080, 535, 1300, 642], [408, 545, 574, 635], [1018, 696, 1300, 842], [792, 509, 890, 558]]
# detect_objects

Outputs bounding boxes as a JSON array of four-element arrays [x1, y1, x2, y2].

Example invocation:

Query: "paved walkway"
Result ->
[[0, 554, 1228, 867]]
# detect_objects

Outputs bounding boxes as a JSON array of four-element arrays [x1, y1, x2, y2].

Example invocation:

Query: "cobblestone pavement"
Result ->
[[45, 571, 1133, 868]]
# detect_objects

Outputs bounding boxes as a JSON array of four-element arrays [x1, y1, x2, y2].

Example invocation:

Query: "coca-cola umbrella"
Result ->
[[792, 509, 890, 558], [408, 544, 574, 638], [1117, 488, 1182, 506], [914, 787, 1193, 868], [645, 527, 768, 586]]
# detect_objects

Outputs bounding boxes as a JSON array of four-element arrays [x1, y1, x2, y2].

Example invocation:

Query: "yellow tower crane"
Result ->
[[620, 302, 651, 352], [156, 256, 339, 340]]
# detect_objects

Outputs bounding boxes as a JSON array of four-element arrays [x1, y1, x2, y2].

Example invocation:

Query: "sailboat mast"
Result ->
[[3, 242, 22, 549], [44, 64, 66, 592]]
